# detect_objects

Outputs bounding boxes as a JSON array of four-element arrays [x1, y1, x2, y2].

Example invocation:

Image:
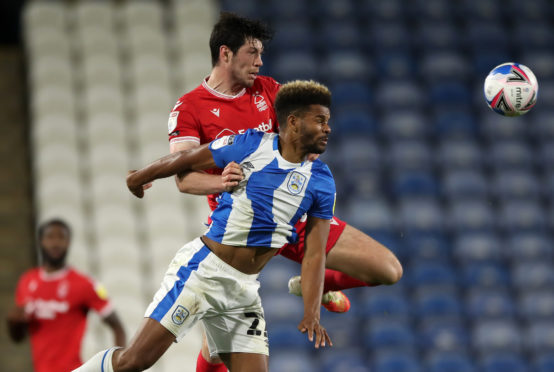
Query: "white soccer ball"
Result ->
[[483, 62, 538, 116]]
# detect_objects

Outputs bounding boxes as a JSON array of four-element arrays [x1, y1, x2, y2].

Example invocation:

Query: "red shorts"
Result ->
[[275, 216, 347, 263]]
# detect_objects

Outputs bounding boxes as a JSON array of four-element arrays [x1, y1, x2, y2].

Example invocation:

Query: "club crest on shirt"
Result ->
[[168, 111, 179, 134], [287, 171, 307, 195], [171, 305, 189, 325]]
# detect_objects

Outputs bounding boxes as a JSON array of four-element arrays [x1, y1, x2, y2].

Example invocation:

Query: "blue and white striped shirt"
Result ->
[[206, 130, 336, 249]]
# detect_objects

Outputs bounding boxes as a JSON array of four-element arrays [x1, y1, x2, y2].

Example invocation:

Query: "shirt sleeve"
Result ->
[[168, 99, 201, 145], [209, 130, 264, 168], [83, 278, 113, 317], [307, 164, 336, 220]]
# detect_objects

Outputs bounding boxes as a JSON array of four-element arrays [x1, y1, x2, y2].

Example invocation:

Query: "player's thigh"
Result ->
[[325, 224, 402, 283], [218, 352, 268, 372]]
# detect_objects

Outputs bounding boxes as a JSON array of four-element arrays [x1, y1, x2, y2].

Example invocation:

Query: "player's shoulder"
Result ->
[[173, 84, 206, 108], [66, 267, 96, 286], [310, 159, 334, 179], [19, 267, 40, 282]]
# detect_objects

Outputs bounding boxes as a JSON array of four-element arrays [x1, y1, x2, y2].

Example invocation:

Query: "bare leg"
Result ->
[[112, 318, 176, 371], [219, 352, 268, 372], [325, 224, 403, 285]]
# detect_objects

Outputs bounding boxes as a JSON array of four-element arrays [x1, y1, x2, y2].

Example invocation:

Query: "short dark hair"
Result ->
[[38, 219, 71, 239], [209, 12, 273, 67], [274, 80, 332, 128]]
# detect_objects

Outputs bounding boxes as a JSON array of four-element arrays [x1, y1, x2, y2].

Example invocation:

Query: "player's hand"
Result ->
[[221, 161, 244, 192], [298, 315, 332, 349], [7, 306, 31, 324], [126, 170, 152, 198]]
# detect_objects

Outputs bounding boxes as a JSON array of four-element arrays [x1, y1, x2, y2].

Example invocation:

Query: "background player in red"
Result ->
[[167, 12, 403, 372], [6, 219, 126, 372]]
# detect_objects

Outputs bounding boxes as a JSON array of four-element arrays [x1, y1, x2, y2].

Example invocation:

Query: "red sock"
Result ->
[[323, 269, 375, 293], [196, 351, 227, 372]]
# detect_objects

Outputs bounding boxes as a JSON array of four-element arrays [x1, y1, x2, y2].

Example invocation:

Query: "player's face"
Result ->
[[299, 105, 331, 154], [40, 225, 70, 268], [229, 38, 263, 88]]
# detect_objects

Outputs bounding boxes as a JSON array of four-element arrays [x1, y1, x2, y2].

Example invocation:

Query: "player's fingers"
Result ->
[[325, 329, 333, 347], [308, 326, 314, 342]]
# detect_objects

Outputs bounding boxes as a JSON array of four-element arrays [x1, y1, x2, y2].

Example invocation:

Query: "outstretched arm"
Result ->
[[298, 216, 332, 348], [102, 311, 126, 347], [170, 142, 243, 195], [127, 144, 216, 198], [6, 305, 29, 342]]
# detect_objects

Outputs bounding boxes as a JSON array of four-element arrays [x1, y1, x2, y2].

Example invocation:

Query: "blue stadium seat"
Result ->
[[479, 353, 530, 372], [533, 353, 554, 372], [518, 290, 554, 321], [486, 141, 534, 171], [375, 80, 425, 109], [460, 262, 510, 289], [333, 107, 376, 136], [436, 139, 483, 170], [258, 257, 299, 293], [426, 352, 475, 372], [364, 321, 416, 353], [397, 198, 444, 234], [538, 140, 554, 171], [312, 0, 357, 21], [319, 349, 370, 372], [329, 81, 371, 108], [374, 51, 416, 79], [465, 289, 516, 319], [387, 140, 433, 171], [404, 233, 450, 262], [479, 112, 528, 140], [219, 0, 264, 18], [270, 20, 314, 52], [472, 51, 512, 77], [419, 321, 469, 353], [408, 0, 453, 22], [490, 170, 540, 201], [512, 261, 554, 291], [335, 135, 380, 172], [513, 21, 553, 52], [266, 321, 313, 351], [453, 232, 501, 264], [373, 351, 422, 372], [268, 350, 317, 372], [414, 21, 460, 51], [433, 109, 477, 138], [441, 169, 489, 200], [506, 232, 552, 262], [264, 0, 309, 20], [472, 320, 523, 355], [365, 22, 411, 52], [535, 79, 554, 109], [408, 261, 458, 291], [530, 109, 554, 140], [360, 291, 411, 320], [317, 21, 360, 51], [262, 293, 304, 322], [506, 0, 552, 21], [379, 110, 429, 140], [391, 171, 439, 198], [321, 50, 372, 83], [520, 51, 554, 80], [415, 291, 464, 322], [360, 0, 406, 21], [318, 314, 362, 350], [525, 322, 554, 354], [428, 81, 471, 106], [497, 200, 546, 233], [271, 51, 319, 82], [419, 51, 470, 82], [448, 200, 496, 233], [464, 21, 508, 52], [343, 199, 394, 234]]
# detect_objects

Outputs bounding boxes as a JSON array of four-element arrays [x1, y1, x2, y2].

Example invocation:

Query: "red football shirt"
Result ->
[[15, 267, 112, 372], [168, 75, 280, 210]]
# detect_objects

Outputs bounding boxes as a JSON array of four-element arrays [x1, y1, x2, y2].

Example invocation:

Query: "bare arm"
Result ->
[[297, 216, 332, 348], [102, 311, 126, 347], [127, 144, 216, 198], [6, 305, 29, 342], [170, 142, 243, 195]]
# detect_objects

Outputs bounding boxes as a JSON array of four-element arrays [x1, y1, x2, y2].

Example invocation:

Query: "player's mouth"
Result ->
[[248, 72, 258, 79]]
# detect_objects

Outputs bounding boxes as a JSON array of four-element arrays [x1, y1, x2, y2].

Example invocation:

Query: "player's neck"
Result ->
[[42, 263, 67, 273], [206, 69, 245, 96], [278, 136, 305, 164]]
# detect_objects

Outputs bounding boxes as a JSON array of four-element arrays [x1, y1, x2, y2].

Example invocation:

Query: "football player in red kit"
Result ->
[[6, 219, 126, 372], [167, 12, 403, 372]]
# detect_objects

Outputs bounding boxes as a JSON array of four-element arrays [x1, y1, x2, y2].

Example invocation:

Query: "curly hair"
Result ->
[[274, 80, 332, 127], [38, 218, 71, 239], [209, 12, 274, 67]]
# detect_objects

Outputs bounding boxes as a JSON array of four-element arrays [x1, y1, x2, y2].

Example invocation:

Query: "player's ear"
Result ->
[[219, 45, 232, 63], [287, 114, 298, 132]]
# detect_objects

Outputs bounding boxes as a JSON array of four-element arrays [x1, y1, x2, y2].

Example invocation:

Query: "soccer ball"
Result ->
[[483, 62, 538, 116]]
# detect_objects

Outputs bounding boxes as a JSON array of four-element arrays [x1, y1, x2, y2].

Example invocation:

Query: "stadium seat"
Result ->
[[428, 81, 472, 106], [497, 200, 547, 233], [335, 135, 381, 171], [318, 21, 361, 51], [364, 321, 416, 353], [387, 140, 433, 171], [465, 21, 508, 52], [441, 169, 489, 200], [397, 198, 444, 234], [373, 352, 422, 372], [433, 108, 477, 138], [533, 353, 554, 372], [506, 232, 552, 262], [490, 170, 540, 202], [472, 320, 523, 355], [525, 322, 554, 354], [419, 51, 470, 82], [379, 109, 429, 140], [414, 291, 463, 322], [321, 50, 373, 84], [447, 200, 497, 233], [479, 353, 530, 372], [359, 291, 411, 321], [259, 258, 299, 294], [343, 199, 394, 234], [520, 51, 554, 80], [452, 232, 502, 263], [271, 51, 319, 82], [319, 314, 362, 350], [374, 51, 416, 79], [360, 0, 406, 21], [512, 261, 554, 291], [319, 349, 370, 372], [375, 80, 425, 109], [365, 22, 411, 52], [23, 1, 66, 32], [330, 81, 372, 108], [530, 109, 554, 140], [538, 140, 554, 171], [414, 21, 460, 51], [404, 233, 450, 262], [266, 321, 313, 351], [479, 111, 529, 140], [426, 352, 475, 372], [518, 290, 554, 321], [465, 289, 516, 319], [268, 350, 317, 372], [408, 261, 458, 291], [262, 293, 304, 323], [391, 171, 439, 198], [460, 262, 511, 289], [419, 322, 469, 354], [332, 107, 376, 136], [436, 138, 483, 170], [486, 141, 534, 171]]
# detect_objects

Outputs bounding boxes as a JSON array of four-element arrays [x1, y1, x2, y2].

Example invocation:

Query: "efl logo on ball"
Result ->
[[483, 62, 538, 116]]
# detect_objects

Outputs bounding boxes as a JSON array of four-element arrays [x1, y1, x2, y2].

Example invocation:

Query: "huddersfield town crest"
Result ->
[[171, 305, 189, 325], [287, 172, 307, 195]]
